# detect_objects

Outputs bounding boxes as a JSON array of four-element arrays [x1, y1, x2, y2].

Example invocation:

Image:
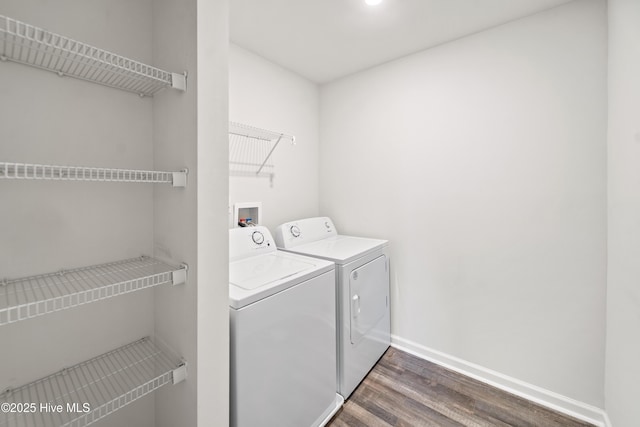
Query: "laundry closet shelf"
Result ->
[[0, 15, 186, 97], [0, 256, 187, 326], [229, 121, 295, 178], [0, 337, 187, 427], [0, 162, 187, 187]]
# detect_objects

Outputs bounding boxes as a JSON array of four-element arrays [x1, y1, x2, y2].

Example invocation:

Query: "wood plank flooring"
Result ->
[[327, 347, 595, 427]]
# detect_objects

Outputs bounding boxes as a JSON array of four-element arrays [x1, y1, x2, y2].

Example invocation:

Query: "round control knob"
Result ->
[[252, 231, 265, 245], [290, 225, 301, 237], [324, 221, 331, 229]]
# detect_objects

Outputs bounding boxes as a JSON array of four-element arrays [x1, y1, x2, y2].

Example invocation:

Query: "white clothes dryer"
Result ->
[[229, 226, 343, 427], [274, 217, 390, 399]]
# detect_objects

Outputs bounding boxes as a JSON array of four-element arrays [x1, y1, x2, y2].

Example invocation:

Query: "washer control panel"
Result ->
[[274, 217, 338, 249], [229, 226, 275, 261]]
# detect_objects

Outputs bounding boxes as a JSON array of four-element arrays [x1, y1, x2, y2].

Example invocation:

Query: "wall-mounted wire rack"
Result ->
[[229, 121, 295, 181], [0, 162, 188, 187], [0, 14, 187, 97], [0, 257, 187, 326], [0, 337, 187, 427]]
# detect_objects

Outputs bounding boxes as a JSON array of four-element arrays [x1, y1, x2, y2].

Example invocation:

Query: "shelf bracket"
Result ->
[[256, 134, 283, 175], [172, 361, 188, 385], [171, 72, 188, 92], [172, 169, 188, 188], [172, 264, 188, 286]]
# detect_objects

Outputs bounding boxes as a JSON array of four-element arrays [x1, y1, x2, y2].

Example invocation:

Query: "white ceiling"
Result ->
[[230, 0, 575, 84]]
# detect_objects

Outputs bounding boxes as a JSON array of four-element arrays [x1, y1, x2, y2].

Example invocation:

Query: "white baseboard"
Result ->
[[391, 335, 611, 427]]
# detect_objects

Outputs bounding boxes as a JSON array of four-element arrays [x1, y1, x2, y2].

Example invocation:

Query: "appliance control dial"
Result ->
[[252, 231, 265, 245], [290, 225, 301, 238]]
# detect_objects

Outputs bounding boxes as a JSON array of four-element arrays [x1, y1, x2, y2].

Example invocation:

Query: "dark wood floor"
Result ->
[[328, 347, 595, 427]]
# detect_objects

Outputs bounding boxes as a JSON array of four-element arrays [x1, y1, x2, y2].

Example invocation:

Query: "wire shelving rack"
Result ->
[[0, 14, 187, 97], [0, 11, 191, 427], [0, 337, 187, 427], [229, 121, 295, 181], [0, 162, 187, 187], [0, 257, 187, 326]]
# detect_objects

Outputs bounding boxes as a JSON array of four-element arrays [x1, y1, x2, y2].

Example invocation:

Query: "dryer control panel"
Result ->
[[274, 217, 338, 249], [229, 226, 275, 261]]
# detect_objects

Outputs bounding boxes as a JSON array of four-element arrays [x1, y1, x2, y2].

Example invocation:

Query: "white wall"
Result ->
[[229, 44, 320, 231], [196, 1, 230, 426], [320, 0, 607, 407], [605, 0, 640, 425], [151, 0, 209, 426]]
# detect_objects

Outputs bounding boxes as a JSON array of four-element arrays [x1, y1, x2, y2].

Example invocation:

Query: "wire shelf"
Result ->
[[229, 121, 295, 179], [0, 257, 187, 326], [0, 337, 187, 427], [0, 15, 186, 97], [0, 162, 187, 187]]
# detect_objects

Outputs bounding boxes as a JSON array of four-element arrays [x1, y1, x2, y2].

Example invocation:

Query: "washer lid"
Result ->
[[230, 252, 315, 290], [289, 235, 387, 265], [229, 251, 334, 309]]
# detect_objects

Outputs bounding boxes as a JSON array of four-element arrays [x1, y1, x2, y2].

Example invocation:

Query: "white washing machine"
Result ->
[[274, 217, 390, 399], [229, 226, 343, 427]]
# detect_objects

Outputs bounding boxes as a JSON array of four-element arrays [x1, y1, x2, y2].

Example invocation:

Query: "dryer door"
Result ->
[[349, 255, 389, 345]]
